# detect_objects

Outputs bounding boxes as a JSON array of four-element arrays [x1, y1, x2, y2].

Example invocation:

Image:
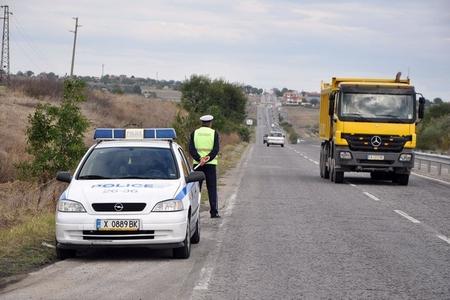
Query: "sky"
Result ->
[[7, 0, 450, 100]]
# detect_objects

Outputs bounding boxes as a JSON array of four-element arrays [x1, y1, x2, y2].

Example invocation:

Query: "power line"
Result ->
[[0, 5, 12, 82], [10, 13, 56, 72]]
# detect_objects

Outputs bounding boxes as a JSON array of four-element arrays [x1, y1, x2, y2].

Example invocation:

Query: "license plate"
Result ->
[[96, 219, 140, 231], [367, 154, 384, 160]]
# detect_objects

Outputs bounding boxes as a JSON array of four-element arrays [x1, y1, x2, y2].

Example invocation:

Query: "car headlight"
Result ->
[[58, 199, 86, 212], [399, 153, 412, 162], [152, 200, 183, 212]]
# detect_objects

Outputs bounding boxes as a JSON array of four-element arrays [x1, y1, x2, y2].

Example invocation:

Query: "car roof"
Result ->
[[94, 140, 176, 149]]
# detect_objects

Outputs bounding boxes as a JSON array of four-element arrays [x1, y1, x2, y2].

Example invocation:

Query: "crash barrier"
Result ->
[[414, 151, 450, 178]]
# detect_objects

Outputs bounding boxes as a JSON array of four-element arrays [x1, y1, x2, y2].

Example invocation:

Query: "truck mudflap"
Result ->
[[334, 146, 414, 172]]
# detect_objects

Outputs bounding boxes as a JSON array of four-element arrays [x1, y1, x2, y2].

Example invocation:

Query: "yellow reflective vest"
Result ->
[[193, 127, 218, 165]]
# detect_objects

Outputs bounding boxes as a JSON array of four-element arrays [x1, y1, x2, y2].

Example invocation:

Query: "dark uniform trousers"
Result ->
[[193, 164, 218, 215]]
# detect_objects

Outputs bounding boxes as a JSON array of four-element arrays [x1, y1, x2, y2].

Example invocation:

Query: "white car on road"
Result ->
[[55, 128, 204, 259], [266, 131, 285, 147]]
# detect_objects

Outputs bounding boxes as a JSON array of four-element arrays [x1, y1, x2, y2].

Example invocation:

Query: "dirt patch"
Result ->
[[282, 106, 320, 140]]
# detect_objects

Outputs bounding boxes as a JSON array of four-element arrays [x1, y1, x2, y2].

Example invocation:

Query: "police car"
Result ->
[[55, 128, 204, 259]]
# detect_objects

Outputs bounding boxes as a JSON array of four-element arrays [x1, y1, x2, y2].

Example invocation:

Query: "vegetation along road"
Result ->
[[1, 100, 449, 299]]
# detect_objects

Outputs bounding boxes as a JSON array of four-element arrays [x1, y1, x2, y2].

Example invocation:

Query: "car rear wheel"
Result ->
[[266, 143, 270, 147], [173, 220, 191, 259]]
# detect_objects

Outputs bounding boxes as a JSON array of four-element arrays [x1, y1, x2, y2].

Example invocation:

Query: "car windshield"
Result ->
[[340, 93, 414, 122], [270, 132, 283, 137], [78, 147, 179, 180]]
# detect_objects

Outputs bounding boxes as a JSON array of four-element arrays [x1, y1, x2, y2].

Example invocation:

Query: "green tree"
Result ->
[[433, 97, 443, 105], [180, 75, 247, 133], [18, 79, 89, 181]]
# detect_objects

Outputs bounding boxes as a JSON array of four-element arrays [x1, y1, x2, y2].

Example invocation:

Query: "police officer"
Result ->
[[189, 115, 220, 218]]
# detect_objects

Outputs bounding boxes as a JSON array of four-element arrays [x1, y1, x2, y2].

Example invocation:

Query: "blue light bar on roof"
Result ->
[[94, 128, 176, 140]]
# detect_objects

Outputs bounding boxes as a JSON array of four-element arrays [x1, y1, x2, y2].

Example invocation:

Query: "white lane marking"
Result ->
[[304, 155, 309, 159], [436, 234, 450, 245], [349, 183, 357, 187], [194, 267, 214, 290], [411, 171, 450, 186], [312, 161, 319, 165], [194, 144, 253, 292], [394, 210, 421, 224], [363, 191, 380, 201]]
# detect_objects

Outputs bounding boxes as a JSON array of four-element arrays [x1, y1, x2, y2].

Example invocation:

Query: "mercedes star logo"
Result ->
[[371, 136, 382, 147], [114, 203, 124, 211]]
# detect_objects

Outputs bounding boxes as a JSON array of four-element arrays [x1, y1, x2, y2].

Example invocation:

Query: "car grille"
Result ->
[[92, 203, 147, 212], [341, 134, 412, 152], [82, 230, 155, 240]]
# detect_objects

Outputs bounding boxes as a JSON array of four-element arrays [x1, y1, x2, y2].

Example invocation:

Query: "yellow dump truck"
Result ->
[[319, 75, 425, 185]]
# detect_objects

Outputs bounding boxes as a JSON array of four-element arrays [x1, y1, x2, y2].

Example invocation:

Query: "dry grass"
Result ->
[[283, 106, 320, 139], [0, 89, 179, 182], [0, 180, 66, 228]]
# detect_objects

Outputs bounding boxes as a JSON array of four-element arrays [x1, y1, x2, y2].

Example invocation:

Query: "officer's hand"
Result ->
[[200, 156, 210, 166]]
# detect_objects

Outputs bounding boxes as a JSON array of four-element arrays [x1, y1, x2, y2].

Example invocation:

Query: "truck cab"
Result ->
[[319, 76, 425, 185]]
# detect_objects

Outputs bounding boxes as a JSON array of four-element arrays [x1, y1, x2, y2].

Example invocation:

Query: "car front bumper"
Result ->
[[56, 211, 187, 249]]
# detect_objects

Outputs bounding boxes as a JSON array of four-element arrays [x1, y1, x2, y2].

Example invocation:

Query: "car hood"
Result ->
[[63, 179, 182, 207]]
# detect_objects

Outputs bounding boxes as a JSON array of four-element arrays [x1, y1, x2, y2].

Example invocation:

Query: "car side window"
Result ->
[[178, 148, 190, 177]]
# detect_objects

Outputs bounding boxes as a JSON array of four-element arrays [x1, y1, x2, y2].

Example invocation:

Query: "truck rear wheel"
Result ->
[[320, 144, 330, 179]]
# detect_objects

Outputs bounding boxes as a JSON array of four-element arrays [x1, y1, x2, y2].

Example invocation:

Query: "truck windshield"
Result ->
[[77, 147, 179, 180], [340, 93, 414, 122]]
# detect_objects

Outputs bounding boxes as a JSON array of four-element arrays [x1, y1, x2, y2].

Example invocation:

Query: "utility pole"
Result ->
[[0, 5, 12, 83], [101, 63, 104, 78], [70, 17, 81, 77]]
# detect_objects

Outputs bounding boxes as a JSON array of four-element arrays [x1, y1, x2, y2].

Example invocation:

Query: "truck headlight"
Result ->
[[399, 153, 412, 162], [152, 200, 183, 212], [58, 199, 86, 212], [339, 151, 352, 160]]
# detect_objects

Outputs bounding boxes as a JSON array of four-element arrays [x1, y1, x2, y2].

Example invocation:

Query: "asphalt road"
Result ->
[[1, 103, 449, 299]]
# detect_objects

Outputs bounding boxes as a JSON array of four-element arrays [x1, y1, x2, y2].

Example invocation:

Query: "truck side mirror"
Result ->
[[328, 93, 335, 116], [418, 97, 425, 119]]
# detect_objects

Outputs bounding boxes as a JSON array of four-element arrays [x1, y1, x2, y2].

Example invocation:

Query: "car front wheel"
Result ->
[[56, 246, 76, 260], [173, 220, 191, 259], [191, 216, 200, 244]]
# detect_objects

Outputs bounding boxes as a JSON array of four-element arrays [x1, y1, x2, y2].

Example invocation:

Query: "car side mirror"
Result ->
[[56, 171, 72, 183], [186, 171, 205, 183], [418, 97, 425, 119]]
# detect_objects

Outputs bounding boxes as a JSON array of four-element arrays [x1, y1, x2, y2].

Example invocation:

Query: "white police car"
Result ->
[[55, 128, 204, 259]]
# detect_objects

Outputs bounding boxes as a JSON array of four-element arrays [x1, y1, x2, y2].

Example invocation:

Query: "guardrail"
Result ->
[[414, 151, 450, 178]]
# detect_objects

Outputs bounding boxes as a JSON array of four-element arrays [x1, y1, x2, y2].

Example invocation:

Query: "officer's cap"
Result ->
[[200, 115, 214, 122]]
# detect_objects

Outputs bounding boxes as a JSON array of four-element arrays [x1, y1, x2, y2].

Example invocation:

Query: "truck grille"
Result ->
[[82, 230, 155, 240], [341, 134, 411, 152], [92, 203, 146, 212]]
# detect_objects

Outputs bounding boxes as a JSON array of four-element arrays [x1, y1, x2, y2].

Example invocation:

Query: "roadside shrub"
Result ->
[[238, 126, 251, 142], [17, 79, 89, 182], [289, 131, 299, 144]]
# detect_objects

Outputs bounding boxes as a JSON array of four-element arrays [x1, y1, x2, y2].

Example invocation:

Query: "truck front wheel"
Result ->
[[330, 158, 344, 183], [393, 173, 409, 186]]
